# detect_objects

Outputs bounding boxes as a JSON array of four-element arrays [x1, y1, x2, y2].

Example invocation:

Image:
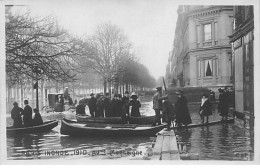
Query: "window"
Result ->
[[214, 22, 218, 40], [198, 59, 218, 77], [204, 59, 213, 76], [204, 24, 211, 41]]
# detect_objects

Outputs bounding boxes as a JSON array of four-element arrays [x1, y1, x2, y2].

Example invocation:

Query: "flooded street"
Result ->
[[6, 96, 254, 160]]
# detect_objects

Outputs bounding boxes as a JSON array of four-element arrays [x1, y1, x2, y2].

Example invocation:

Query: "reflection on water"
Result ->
[[6, 95, 254, 160]]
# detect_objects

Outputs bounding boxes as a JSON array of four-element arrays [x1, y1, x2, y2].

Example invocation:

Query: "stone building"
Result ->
[[166, 6, 234, 91], [229, 6, 254, 130]]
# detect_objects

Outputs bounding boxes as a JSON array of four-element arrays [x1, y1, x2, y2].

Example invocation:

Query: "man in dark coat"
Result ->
[[121, 91, 130, 116], [175, 90, 192, 127], [11, 102, 23, 128], [22, 100, 33, 127], [218, 88, 229, 120], [109, 94, 119, 117], [88, 93, 97, 117], [152, 87, 164, 125], [162, 95, 175, 130], [33, 108, 43, 126], [103, 93, 111, 117], [76, 102, 86, 115], [96, 93, 105, 117]]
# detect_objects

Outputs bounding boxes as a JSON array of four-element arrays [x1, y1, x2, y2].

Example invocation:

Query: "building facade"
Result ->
[[167, 6, 234, 91], [229, 6, 254, 130]]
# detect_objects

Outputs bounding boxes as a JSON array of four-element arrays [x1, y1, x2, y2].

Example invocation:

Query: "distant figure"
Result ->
[[22, 100, 33, 127], [218, 88, 229, 120], [122, 91, 130, 117], [33, 108, 43, 126], [103, 93, 111, 117], [64, 87, 69, 100], [117, 94, 123, 117], [88, 93, 97, 117], [199, 94, 212, 124], [152, 87, 164, 125], [96, 93, 105, 117], [76, 102, 86, 115], [174, 90, 192, 127], [11, 102, 23, 128], [130, 93, 141, 117], [162, 95, 175, 130], [58, 95, 64, 111], [209, 90, 215, 102]]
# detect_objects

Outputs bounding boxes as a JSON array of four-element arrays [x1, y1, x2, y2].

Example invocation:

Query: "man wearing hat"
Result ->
[[88, 93, 97, 117], [175, 90, 192, 127], [122, 91, 130, 116], [103, 93, 111, 117], [152, 87, 164, 125]]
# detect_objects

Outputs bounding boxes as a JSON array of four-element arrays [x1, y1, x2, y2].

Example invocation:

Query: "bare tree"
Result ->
[[6, 10, 80, 86]]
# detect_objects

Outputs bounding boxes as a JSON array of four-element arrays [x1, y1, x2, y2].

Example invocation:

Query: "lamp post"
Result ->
[[34, 66, 41, 111]]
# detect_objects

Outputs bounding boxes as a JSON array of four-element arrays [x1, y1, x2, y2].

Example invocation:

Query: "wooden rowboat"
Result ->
[[173, 118, 234, 129], [7, 120, 59, 135], [60, 118, 166, 137], [76, 115, 156, 125]]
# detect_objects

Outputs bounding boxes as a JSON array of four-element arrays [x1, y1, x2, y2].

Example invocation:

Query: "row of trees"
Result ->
[[6, 8, 156, 93]]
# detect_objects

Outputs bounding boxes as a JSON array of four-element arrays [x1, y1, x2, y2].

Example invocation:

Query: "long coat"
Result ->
[[88, 97, 97, 117], [96, 97, 104, 117], [11, 106, 23, 127], [22, 105, 33, 127], [103, 97, 111, 117], [76, 104, 86, 115], [109, 99, 120, 117], [199, 99, 212, 116], [162, 100, 175, 122], [153, 92, 163, 110], [33, 113, 43, 126], [130, 99, 141, 117], [175, 96, 192, 125], [217, 92, 229, 117]]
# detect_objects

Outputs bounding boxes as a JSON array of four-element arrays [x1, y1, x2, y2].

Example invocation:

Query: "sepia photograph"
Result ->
[[0, 0, 259, 164]]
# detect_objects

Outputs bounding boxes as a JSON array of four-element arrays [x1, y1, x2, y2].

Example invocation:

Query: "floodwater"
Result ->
[[6, 96, 254, 160]]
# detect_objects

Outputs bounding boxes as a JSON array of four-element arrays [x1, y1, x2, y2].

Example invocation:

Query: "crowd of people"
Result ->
[[152, 86, 234, 130], [76, 91, 142, 124], [11, 100, 43, 128]]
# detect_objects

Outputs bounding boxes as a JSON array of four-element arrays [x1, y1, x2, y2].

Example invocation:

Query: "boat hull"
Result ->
[[61, 119, 166, 137], [7, 120, 59, 135], [76, 115, 156, 125]]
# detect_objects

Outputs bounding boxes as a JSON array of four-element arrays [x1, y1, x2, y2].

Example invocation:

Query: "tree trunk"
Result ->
[[103, 80, 107, 94]]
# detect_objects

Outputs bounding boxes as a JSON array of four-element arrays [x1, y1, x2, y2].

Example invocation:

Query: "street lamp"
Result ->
[[33, 66, 42, 111]]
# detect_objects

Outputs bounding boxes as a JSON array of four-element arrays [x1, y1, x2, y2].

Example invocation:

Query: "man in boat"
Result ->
[[174, 90, 192, 127], [103, 93, 111, 117], [21, 100, 33, 127], [76, 101, 86, 115], [199, 94, 212, 124], [96, 93, 105, 117], [129, 92, 141, 117], [152, 87, 164, 125], [11, 102, 23, 128], [162, 95, 175, 130], [33, 108, 43, 126], [88, 93, 97, 117], [121, 91, 130, 122]]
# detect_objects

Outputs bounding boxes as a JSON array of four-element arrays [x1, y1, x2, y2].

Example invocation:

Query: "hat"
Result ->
[[33, 108, 39, 113], [131, 95, 138, 99], [125, 91, 129, 94], [175, 90, 183, 95], [105, 93, 109, 96], [90, 93, 94, 96], [156, 87, 162, 91]]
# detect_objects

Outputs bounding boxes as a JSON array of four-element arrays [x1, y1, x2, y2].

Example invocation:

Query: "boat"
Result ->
[[128, 116, 156, 124], [76, 115, 156, 125], [76, 115, 122, 124], [60, 118, 166, 137], [172, 118, 234, 129], [7, 120, 59, 135]]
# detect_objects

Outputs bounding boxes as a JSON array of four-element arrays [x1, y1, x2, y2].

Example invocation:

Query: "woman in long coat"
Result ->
[[175, 91, 192, 127], [199, 94, 212, 124], [130, 94, 141, 117]]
